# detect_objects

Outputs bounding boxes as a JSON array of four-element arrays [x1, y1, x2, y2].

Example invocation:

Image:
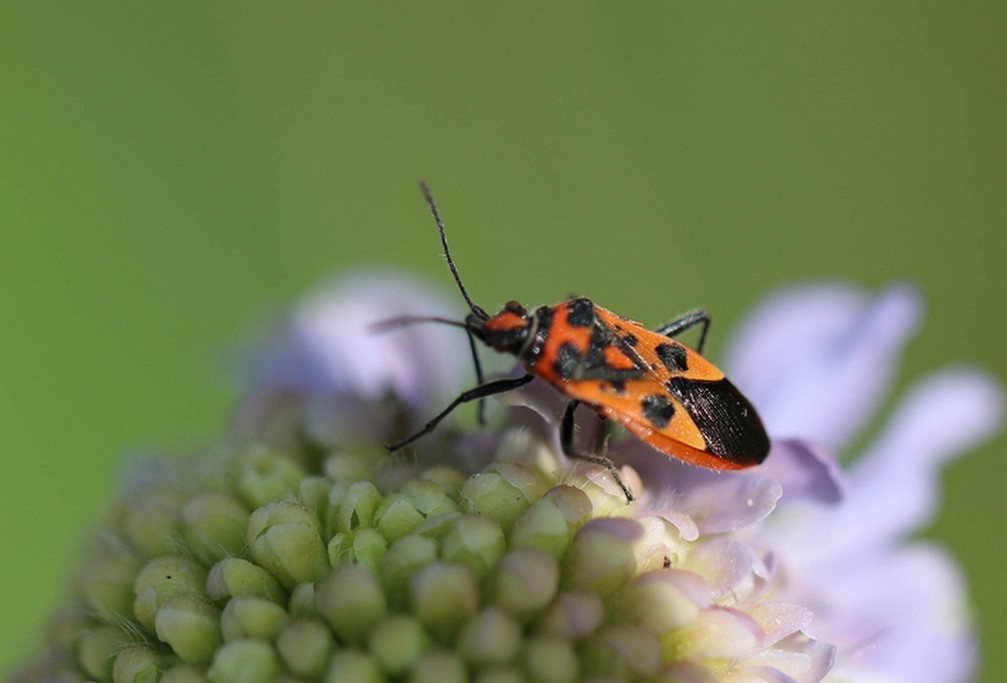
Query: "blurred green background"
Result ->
[[2, 2, 1005, 678]]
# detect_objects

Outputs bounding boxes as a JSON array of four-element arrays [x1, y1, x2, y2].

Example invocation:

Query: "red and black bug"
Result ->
[[385, 182, 770, 502]]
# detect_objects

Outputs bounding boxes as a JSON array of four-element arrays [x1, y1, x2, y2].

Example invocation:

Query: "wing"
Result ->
[[531, 300, 768, 469]]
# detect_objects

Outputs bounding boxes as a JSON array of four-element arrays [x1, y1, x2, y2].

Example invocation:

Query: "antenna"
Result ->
[[419, 180, 489, 321]]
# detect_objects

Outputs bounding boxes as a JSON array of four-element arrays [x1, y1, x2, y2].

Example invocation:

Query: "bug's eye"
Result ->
[[503, 300, 527, 316]]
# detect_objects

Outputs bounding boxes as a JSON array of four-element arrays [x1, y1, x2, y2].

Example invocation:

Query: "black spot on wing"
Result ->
[[665, 377, 769, 465], [566, 298, 594, 327], [655, 343, 688, 372], [621, 333, 638, 347], [521, 306, 554, 365], [609, 379, 626, 394], [553, 342, 582, 379], [641, 394, 676, 429]]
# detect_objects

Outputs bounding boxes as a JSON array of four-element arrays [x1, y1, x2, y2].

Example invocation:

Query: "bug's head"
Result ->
[[468, 300, 532, 354]]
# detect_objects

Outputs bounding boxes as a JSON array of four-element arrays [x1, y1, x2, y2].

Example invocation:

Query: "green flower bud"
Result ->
[[288, 582, 317, 617], [324, 650, 384, 683], [441, 514, 506, 577], [181, 493, 249, 565], [374, 493, 425, 542], [523, 636, 578, 683], [207, 640, 280, 683], [327, 531, 352, 567], [247, 500, 329, 590], [76, 625, 121, 680], [460, 472, 529, 530], [509, 486, 591, 557], [123, 490, 185, 558], [409, 651, 466, 683], [219, 595, 288, 641], [335, 480, 383, 532], [412, 510, 463, 539], [562, 518, 642, 597], [491, 549, 560, 618], [400, 479, 458, 518], [381, 534, 438, 606], [316, 564, 387, 644], [205, 558, 287, 604], [297, 475, 332, 522], [155, 594, 223, 665], [112, 645, 172, 683], [584, 624, 660, 677], [78, 547, 142, 620], [367, 615, 430, 675], [613, 571, 707, 633], [275, 618, 335, 679], [161, 664, 208, 683], [421, 465, 467, 492], [353, 527, 389, 571], [474, 668, 525, 683], [410, 562, 479, 641], [537, 591, 604, 638], [234, 447, 305, 509], [133, 556, 208, 631], [458, 607, 521, 665]]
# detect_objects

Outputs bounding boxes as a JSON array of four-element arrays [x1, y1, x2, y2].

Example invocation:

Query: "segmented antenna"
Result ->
[[418, 180, 489, 425], [419, 181, 489, 321]]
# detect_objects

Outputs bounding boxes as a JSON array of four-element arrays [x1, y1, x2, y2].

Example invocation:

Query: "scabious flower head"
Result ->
[[14, 275, 1001, 683]]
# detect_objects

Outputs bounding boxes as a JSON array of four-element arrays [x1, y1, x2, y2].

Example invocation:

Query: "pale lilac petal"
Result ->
[[747, 602, 814, 647], [756, 440, 844, 506], [823, 543, 975, 683], [780, 369, 1003, 562], [672, 467, 782, 537], [845, 368, 1004, 546], [676, 607, 764, 660], [739, 635, 835, 683], [250, 270, 471, 407], [723, 283, 921, 454], [684, 540, 760, 599]]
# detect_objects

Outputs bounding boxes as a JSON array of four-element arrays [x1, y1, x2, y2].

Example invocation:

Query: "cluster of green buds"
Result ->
[[18, 429, 741, 683]]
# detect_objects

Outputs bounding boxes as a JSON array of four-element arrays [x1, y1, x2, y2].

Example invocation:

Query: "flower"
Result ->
[[14, 276, 1000, 683], [722, 283, 1003, 682]]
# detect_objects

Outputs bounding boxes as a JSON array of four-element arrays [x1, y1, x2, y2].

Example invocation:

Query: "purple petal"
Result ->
[[723, 283, 921, 454], [747, 602, 814, 647], [249, 270, 471, 407], [684, 539, 760, 599], [787, 369, 1003, 560], [624, 448, 782, 536], [845, 368, 1004, 546], [758, 439, 845, 506], [740, 634, 836, 683], [823, 543, 975, 683]]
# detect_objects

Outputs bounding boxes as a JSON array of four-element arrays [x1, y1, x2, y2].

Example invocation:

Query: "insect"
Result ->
[[384, 182, 770, 502]]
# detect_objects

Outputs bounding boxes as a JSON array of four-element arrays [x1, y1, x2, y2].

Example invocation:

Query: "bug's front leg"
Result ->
[[386, 374, 534, 451]]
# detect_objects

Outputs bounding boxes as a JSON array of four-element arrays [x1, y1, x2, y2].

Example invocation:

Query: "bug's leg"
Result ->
[[592, 414, 610, 453], [655, 308, 711, 353], [463, 329, 488, 426], [560, 401, 635, 503], [386, 374, 534, 452]]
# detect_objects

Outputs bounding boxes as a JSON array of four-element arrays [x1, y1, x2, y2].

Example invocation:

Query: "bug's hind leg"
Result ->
[[386, 374, 534, 451], [655, 308, 711, 353], [561, 401, 635, 503]]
